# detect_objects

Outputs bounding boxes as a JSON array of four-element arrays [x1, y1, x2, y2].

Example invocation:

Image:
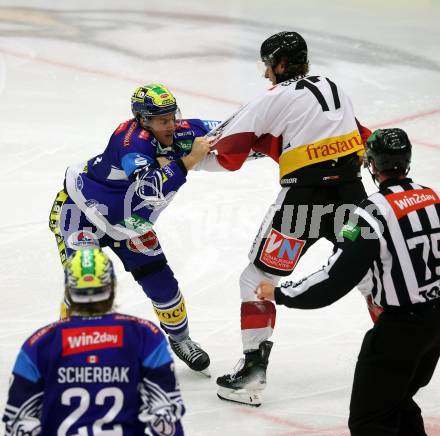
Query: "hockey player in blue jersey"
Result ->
[[3, 248, 185, 435], [49, 84, 215, 374]]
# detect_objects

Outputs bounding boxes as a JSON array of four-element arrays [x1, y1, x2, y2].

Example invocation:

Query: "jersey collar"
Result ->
[[379, 177, 413, 190]]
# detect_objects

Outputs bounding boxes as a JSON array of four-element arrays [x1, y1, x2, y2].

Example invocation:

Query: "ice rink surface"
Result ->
[[1, 0, 440, 434]]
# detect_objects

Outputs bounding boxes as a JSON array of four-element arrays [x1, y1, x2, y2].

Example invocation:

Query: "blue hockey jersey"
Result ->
[[3, 313, 185, 436], [64, 119, 218, 241]]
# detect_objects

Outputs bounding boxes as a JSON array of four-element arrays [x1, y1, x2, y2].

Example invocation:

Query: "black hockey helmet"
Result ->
[[260, 31, 308, 67], [365, 128, 412, 173]]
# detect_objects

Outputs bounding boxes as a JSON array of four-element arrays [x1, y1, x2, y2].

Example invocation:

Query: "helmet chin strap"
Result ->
[[367, 165, 380, 187], [367, 164, 410, 187]]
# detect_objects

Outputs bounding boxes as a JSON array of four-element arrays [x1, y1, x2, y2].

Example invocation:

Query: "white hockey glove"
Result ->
[[135, 170, 168, 208], [8, 418, 41, 436]]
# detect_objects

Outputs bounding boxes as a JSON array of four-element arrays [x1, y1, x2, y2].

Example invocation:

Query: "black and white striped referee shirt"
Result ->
[[275, 178, 440, 310]]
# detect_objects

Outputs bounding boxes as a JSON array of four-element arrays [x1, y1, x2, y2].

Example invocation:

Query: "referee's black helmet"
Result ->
[[365, 128, 412, 173]]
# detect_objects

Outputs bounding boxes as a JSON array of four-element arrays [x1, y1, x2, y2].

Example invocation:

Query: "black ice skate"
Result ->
[[216, 340, 273, 407], [169, 337, 210, 376]]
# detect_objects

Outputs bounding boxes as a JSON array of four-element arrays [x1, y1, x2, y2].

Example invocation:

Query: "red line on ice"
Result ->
[[0, 47, 242, 107], [370, 108, 440, 129], [237, 409, 440, 435], [236, 407, 348, 434], [1, 47, 439, 148], [370, 109, 440, 149]]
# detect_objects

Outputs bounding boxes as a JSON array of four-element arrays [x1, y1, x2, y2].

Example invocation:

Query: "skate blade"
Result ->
[[217, 387, 262, 407], [198, 367, 211, 378]]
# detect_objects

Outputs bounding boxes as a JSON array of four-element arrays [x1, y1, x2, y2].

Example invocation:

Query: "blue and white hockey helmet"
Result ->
[[131, 83, 179, 120]]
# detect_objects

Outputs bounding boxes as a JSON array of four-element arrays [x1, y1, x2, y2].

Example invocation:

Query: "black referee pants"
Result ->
[[349, 305, 440, 436]]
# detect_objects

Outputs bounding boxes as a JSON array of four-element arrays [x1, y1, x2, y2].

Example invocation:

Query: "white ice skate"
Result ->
[[216, 341, 273, 407]]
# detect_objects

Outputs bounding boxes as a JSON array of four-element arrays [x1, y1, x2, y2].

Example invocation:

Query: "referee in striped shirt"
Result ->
[[256, 128, 440, 436]]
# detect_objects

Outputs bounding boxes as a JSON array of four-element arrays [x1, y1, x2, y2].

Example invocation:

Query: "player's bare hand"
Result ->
[[189, 137, 211, 162], [255, 282, 275, 301], [181, 137, 211, 170], [207, 133, 221, 146]]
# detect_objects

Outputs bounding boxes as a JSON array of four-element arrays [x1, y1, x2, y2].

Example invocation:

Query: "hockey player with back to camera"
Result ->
[[199, 31, 372, 406], [256, 128, 440, 436], [3, 248, 186, 435], [49, 84, 218, 375]]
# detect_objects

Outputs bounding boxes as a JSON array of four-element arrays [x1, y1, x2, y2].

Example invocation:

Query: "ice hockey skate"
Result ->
[[216, 340, 273, 407], [169, 337, 211, 377]]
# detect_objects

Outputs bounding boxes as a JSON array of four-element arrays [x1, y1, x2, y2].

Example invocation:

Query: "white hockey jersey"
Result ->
[[211, 75, 366, 183]]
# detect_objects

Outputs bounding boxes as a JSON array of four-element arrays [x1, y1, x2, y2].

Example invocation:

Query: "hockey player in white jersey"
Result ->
[[203, 31, 372, 406], [256, 128, 440, 435]]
